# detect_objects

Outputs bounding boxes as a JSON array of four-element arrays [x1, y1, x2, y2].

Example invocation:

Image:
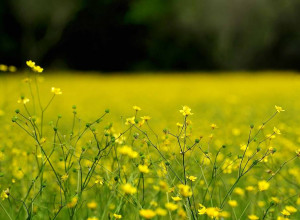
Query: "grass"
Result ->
[[0, 70, 300, 219]]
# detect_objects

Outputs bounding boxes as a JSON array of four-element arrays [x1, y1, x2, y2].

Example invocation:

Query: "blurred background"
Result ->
[[1, 0, 300, 72]]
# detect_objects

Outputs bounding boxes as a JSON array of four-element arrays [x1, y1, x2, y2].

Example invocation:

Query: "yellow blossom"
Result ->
[[198, 204, 206, 215], [1, 188, 9, 200], [178, 184, 192, 197], [125, 117, 136, 125], [138, 164, 149, 174], [139, 209, 156, 219], [26, 60, 35, 68], [187, 175, 197, 181], [171, 196, 182, 201], [141, 116, 151, 121], [281, 209, 290, 216], [61, 173, 69, 181], [275, 105, 285, 113], [258, 180, 270, 191], [284, 206, 297, 213], [273, 127, 281, 135], [113, 213, 122, 219], [122, 183, 137, 195], [179, 105, 193, 116], [87, 217, 99, 220], [155, 208, 167, 216], [51, 87, 62, 95], [228, 200, 238, 207], [18, 97, 30, 104], [211, 123, 218, 129], [133, 106, 141, 111], [0, 64, 8, 71], [248, 214, 259, 220], [176, 122, 183, 128], [165, 202, 178, 211], [67, 197, 78, 208], [87, 201, 97, 210]]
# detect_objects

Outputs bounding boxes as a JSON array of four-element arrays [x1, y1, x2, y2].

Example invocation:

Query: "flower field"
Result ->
[[0, 65, 300, 219]]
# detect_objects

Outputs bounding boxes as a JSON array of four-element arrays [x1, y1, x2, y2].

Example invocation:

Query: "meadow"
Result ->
[[0, 65, 300, 220]]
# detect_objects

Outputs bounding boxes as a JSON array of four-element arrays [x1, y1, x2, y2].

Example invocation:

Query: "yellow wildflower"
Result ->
[[17, 97, 30, 104], [179, 105, 193, 116], [273, 127, 281, 135], [26, 60, 35, 68], [248, 215, 259, 220], [284, 206, 297, 213], [51, 87, 62, 95], [113, 213, 122, 219], [141, 116, 151, 121], [198, 204, 206, 215], [258, 180, 270, 191], [178, 184, 192, 197], [155, 208, 167, 216], [187, 175, 197, 181], [165, 202, 178, 211], [281, 209, 290, 216], [87, 201, 97, 210], [122, 183, 137, 195], [61, 173, 69, 181], [228, 200, 238, 207], [0, 64, 8, 71], [67, 197, 78, 208], [133, 106, 141, 111], [125, 117, 136, 125], [275, 105, 285, 113], [171, 196, 182, 201], [138, 164, 149, 174], [1, 188, 9, 200], [139, 209, 156, 219]]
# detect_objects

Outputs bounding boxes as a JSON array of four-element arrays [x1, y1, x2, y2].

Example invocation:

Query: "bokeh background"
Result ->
[[1, 0, 300, 72]]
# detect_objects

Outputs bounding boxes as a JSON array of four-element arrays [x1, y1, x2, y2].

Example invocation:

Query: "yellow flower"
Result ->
[[284, 206, 297, 213], [26, 60, 35, 68], [273, 127, 281, 135], [139, 209, 156, 219], [8, 66, 17, 72], [95, 179, 104, 185], [176, 122, 183, 128], [67, 197, 78, 208], [165, 202, 178, 211], [155, 208, 167, 216], [271, 197, 280, 204], [171, 196, 182, 201], [234, 187, 245, 197], [296, 149, 300, 157], [281, 209, 290, 216], [87, 201, 97, 210], [133, 106, 141, 111], [138, 164, 149, 174], [178, 208, 187, 218], [228, 200, 238, 207], [1, 188, 9, 200], [275, 105, 285, 113], [198, 204, 206, 215], [205, 207, 221, 218], [187, 175, 197, 181], [51, 87, 62, 95], [87, 217, 99, 220], [118, 145, 138, 158], [125, 117, 136, 125], [211, 123, 218, 129], [122, 183, 137, 195], [258, 180, 270, 191], [179, 105, 193, 116], [18, 97, 30, 104], [0, 64, 8, 71], [141, 116, 151, 121], [178, 184, 192, 197], [32, 65, 43, 73], [248, 214, 259, 220], [61, 173, 69, 181], [245, 186, 255, 191], [258, 201, 265, 207], [113, 213, 122, 219]]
